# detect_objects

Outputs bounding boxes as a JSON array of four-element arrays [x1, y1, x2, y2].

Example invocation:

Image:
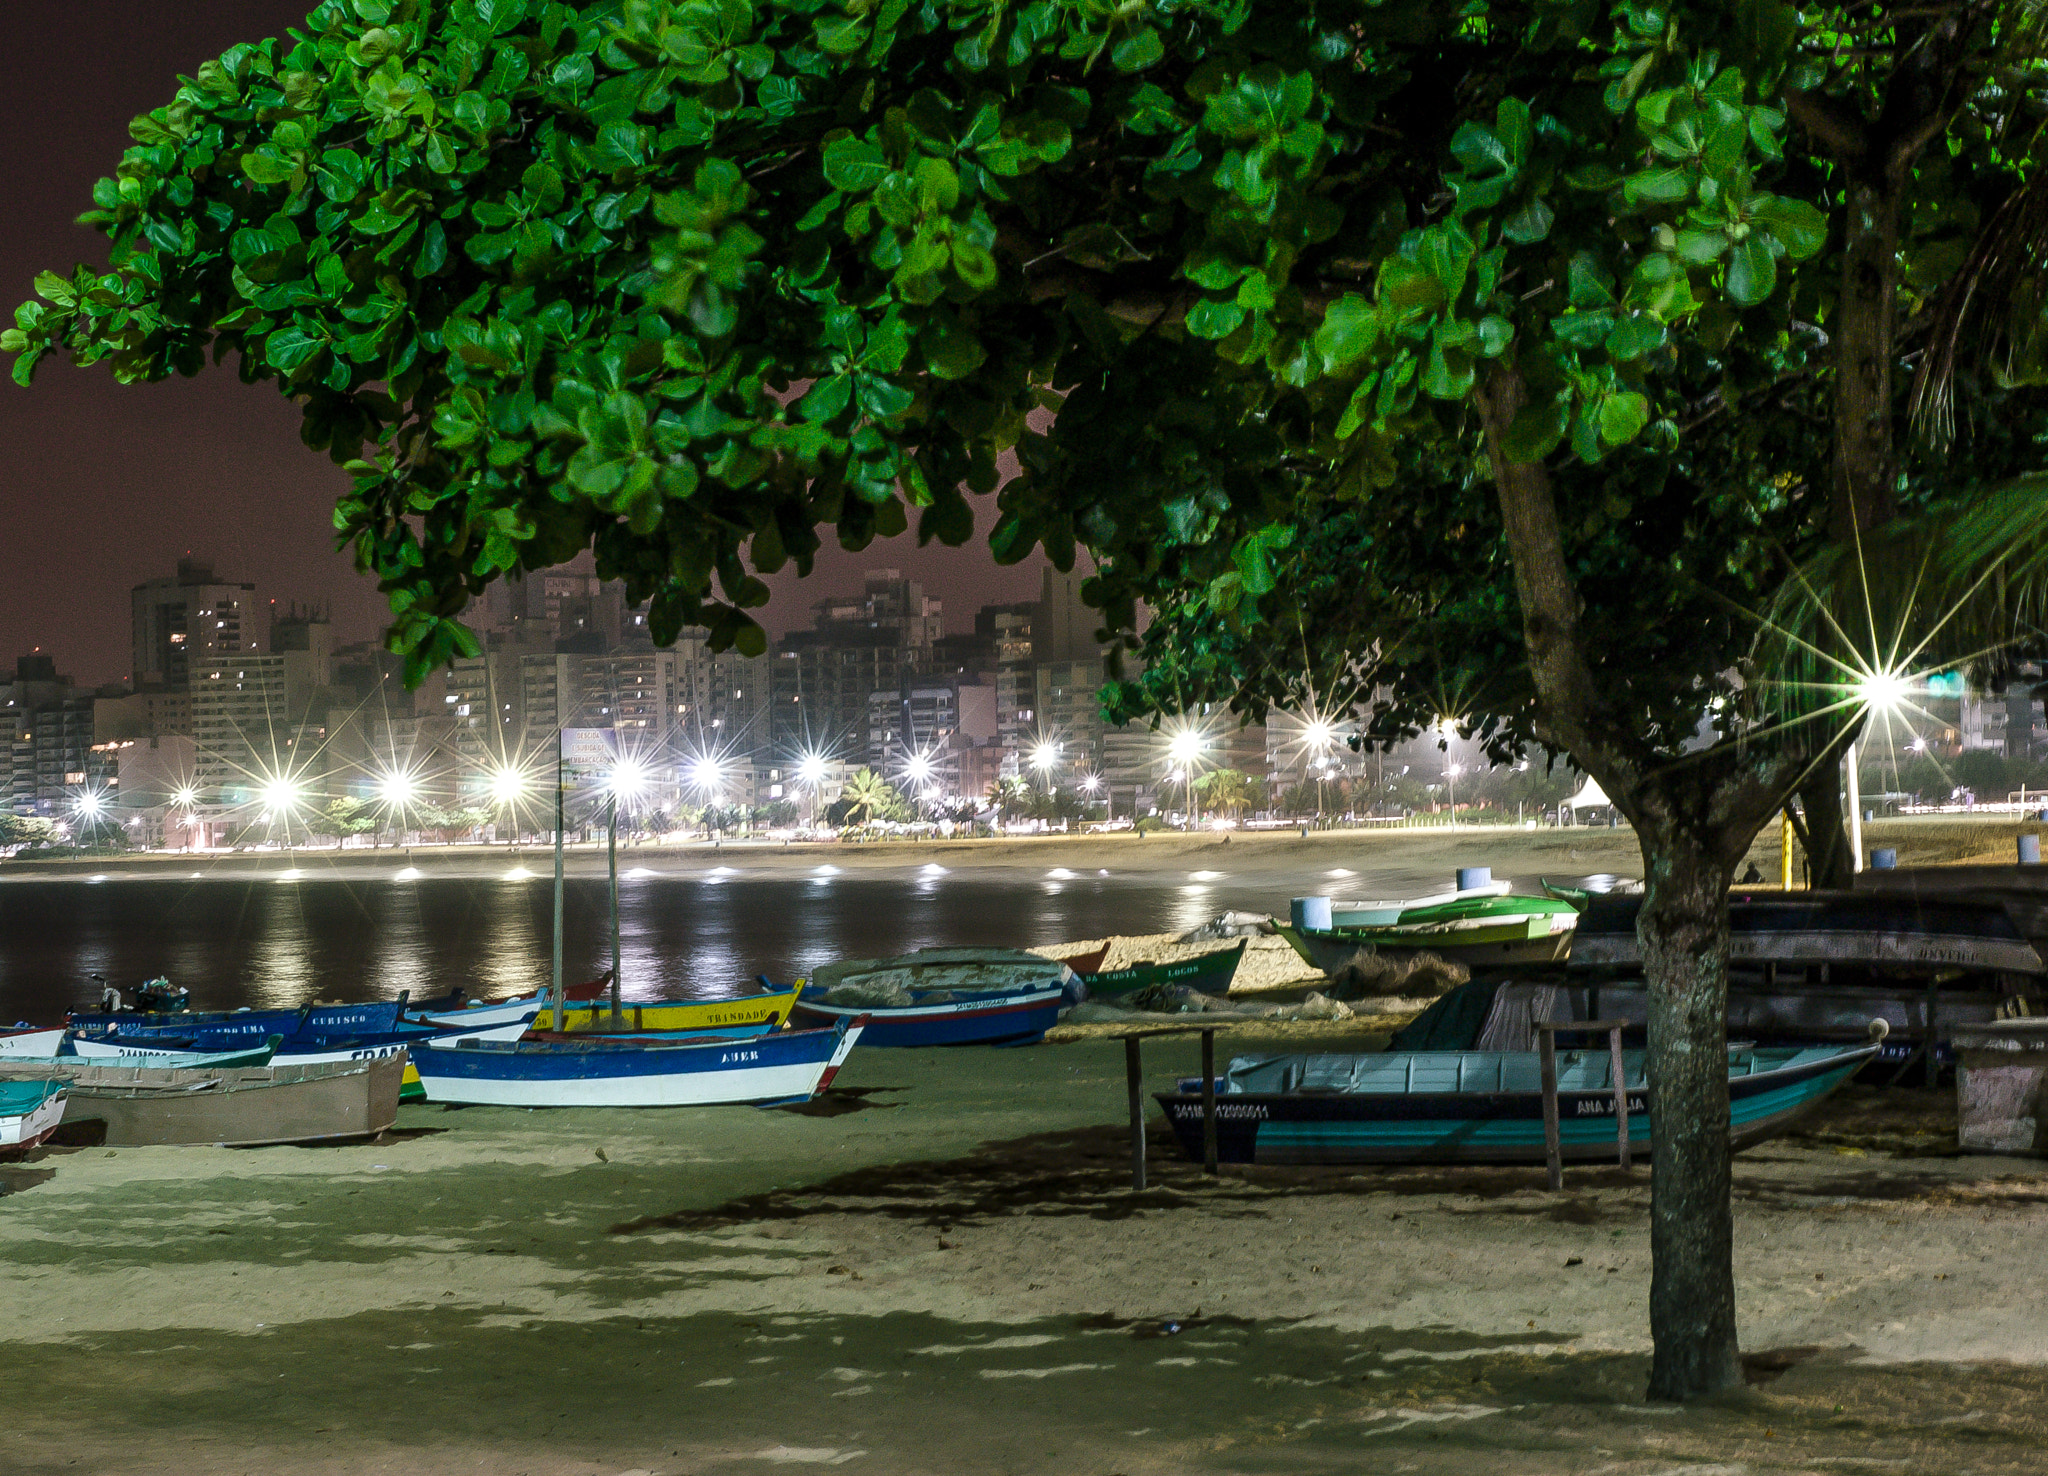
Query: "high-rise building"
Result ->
[[130, 557, 260, 693], [3, 653, 114, 815], [188, 617, 336, 806]]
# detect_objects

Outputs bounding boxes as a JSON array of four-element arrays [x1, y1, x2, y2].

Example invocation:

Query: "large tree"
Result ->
[[10, 0, 2048, 1399]]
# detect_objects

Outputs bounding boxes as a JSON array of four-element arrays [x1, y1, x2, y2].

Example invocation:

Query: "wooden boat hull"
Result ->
[[0, 1028, 68, 1059], [0, 1081, 67, 1148], [1078, 941, 1246, 999], [66, 1038, 279, 1069], [1516, 979, 2009, 1057], [415, 997, 549, 1029], [1277, 920, 1574, 972], [1155, 1042, 1877, 1166], [807, 949, 1075, 998], [0, 1057, 405, 1147], [1568, 891, 2047, 975], [69, 1000, 406, 1043], [529, 987, 798, 1034], [790, 987, 1063, 1046], [408, 1021, 861, 1107]]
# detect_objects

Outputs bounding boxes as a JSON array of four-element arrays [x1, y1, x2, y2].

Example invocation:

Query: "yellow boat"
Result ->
[[530, 985, 799, 1034]]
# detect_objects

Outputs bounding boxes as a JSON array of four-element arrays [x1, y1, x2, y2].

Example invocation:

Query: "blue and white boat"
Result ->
[[789, 983, 1064, 1047], [69, 1000, 407, 1042], [407, 1018, 865, 1107], [1155, 1036, 1884, 1166]]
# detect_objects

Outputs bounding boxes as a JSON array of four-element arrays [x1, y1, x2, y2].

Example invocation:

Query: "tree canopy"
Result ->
[[13, 0, 2048, 1401]]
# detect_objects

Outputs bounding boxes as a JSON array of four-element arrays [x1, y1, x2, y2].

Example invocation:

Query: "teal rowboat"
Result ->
[[1156, 1036, 1880, 1165], [1278, 885, 1579, 971]]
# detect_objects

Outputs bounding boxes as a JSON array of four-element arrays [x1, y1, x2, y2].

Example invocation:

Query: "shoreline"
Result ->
[[3, 812, 2041, 885]]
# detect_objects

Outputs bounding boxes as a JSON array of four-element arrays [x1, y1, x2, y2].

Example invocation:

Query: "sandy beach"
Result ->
[[4, 1032, 2048, 1474], [6, 818, 2048, 1472]]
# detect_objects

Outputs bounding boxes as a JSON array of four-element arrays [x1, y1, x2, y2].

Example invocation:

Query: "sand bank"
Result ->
[[3, 1034, 2048, 1474]]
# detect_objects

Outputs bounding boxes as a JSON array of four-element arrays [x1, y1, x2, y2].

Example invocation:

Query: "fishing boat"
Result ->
[[1567, 890, 2047, 975], [407, 1018, 864, 1108], [809, 948, 1077, 998], [1276, 882, 1580, 972], [529, 983, 800, 1034], [789, 979, 1065, 1046], [407, 974, 613, 1022], [0, 1080, 67, 1149], [0, 1056, 405, 1147], [66, 1036, 281, 1069], [69, 999, 407, 1043], [0, 1027, 68, 1059], [1154, 1032, 1884, 1166], [1073, 940, 1247, 999], [88, 1014, 537, 1102]]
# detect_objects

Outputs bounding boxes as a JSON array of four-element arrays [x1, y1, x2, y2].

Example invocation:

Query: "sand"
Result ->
[[5, 1035, 2048, 1474]]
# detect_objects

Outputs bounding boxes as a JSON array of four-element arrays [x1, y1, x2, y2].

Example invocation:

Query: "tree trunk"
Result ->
[[1796, 765, 1854, 889], [1478, 363, 1753, 1400], [1633, 814, 1744, 1401]]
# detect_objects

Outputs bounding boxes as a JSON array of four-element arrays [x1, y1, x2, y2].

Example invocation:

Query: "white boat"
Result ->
[[412, 996, 550, 1029], [0, 1081, 67, 1148], [409, 1020, 864, 1107], [0, 1028, 68, 1059], [67, 1037, 280, 1068]]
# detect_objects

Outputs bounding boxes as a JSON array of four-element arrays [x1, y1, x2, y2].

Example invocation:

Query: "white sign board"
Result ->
[[559, 727, 619, 776]]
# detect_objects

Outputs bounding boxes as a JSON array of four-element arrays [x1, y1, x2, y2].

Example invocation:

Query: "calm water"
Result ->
[[0, 872, 1286, 1023]]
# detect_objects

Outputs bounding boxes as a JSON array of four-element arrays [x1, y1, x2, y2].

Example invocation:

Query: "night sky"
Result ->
[[0, 2, 1049, 688]]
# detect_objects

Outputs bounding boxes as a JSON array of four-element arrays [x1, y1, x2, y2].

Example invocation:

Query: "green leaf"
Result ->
[[1596, 390, 1651, 445], [1313, 295, 1379, 368], [1501, 400, 1568, 462], [1624, 167, 1691, 206], [1753, 195, 1827, 258], [1111, 28, 1164, 73], [1603, 312, 1667, 360], [1186, 298, 1246, 339], [1724, 235, 1777, 306], [822, 137, 889, 192], [1500, 198, 1554, 244]]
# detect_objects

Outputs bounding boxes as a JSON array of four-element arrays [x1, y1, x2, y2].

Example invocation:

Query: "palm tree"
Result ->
[[1193, 768, 1253, 820], [840, 768, 904, 831]]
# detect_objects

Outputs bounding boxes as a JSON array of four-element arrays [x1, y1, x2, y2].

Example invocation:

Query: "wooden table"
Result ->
[[1064, 1024, 1225, 1189], [1534, 1018, 1633, 1190]]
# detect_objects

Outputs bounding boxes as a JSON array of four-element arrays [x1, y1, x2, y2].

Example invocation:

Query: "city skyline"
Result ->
[[0, 1, 1055, 689]]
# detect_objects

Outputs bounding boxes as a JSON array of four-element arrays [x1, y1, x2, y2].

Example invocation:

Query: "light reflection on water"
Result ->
[[0, 872, 1281, 1022]]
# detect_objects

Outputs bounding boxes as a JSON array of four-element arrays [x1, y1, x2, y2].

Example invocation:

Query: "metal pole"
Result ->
[[608, 794, 623, 1026], [1847, 738, 1864, 874], [551, 728, 565, 1031], [1781, 809, 1795, 889]]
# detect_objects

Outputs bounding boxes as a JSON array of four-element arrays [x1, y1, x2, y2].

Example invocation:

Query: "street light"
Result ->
[[171, 786, 198, 810], [1029, 741, 1060, 788], [1080, 772, 1108, 824], [1848, 668, 1913, 874], [378, 771, 418, 808], [259, 776, 301, 817]]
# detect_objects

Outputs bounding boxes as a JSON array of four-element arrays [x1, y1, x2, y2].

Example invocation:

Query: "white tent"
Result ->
[[1565, 775, 1612, 811]]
